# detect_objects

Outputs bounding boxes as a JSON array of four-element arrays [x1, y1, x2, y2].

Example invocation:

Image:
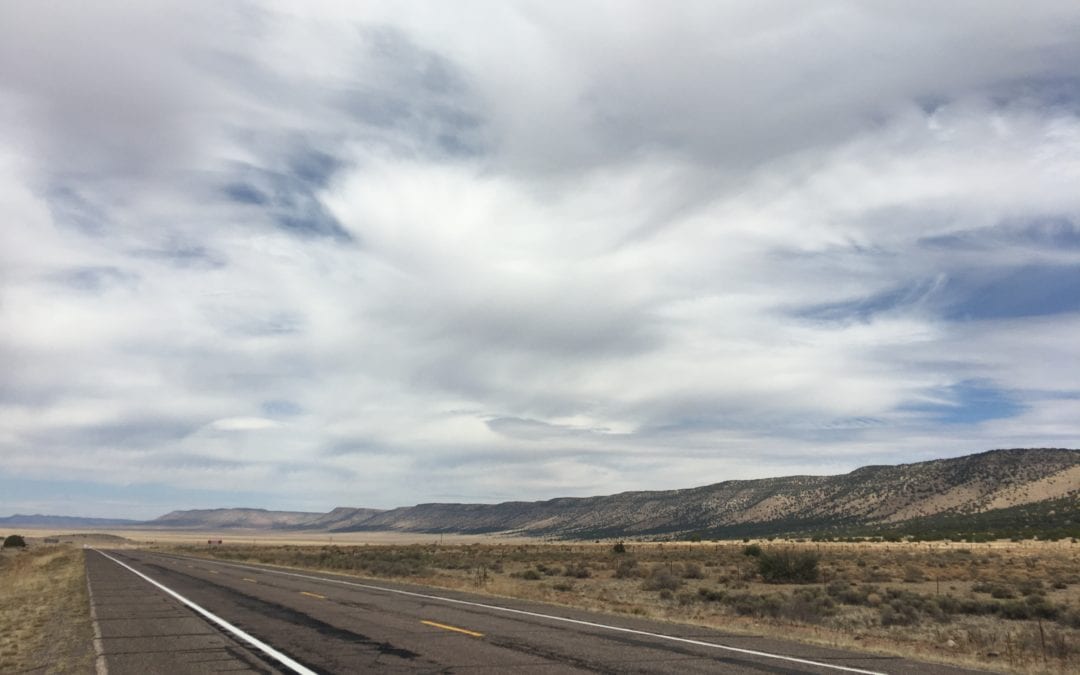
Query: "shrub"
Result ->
[[742, 544, 762, 557], [1062, 608, 1080, 629], [902, 565, 925, 583], [1017, 579, 1044, 596], [971, 581, 993, 594], [563, 563, 592, 579], [612, 541, 627, 554], [518, 569, 542, 580], [782, 588, 836, 623], [757, 549, 819, 584], [1024, 596, 1060, 620], [880, 605, 916, 627], [642, 568, 682, 592], [676, 591, 697, 606], [1000, 600, 1033, 620], [682, 562, 704, 579], [725, 591, 783, 618], [697, 587, 725, 602], [613, 558, 640, 579], [365, 559, 428, 577], [2, 534, 26, 549], [826, 580, 877, 605]]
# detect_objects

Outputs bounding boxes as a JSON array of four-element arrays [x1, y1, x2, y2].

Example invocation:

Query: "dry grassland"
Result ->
[[171, 539, 1080, 674], [0, 544, 95, 674], [13, 527, 527, 547]]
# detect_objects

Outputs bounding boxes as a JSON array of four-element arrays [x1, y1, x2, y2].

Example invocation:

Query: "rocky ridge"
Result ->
[[152, 447, 1080, 538]]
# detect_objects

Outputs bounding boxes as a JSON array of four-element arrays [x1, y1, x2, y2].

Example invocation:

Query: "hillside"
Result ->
[[332, 448, 1080, 538], [280, 507, 385, 530]]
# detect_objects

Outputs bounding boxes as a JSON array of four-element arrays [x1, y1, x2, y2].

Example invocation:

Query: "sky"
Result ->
[[2, 2, 1080, 519]]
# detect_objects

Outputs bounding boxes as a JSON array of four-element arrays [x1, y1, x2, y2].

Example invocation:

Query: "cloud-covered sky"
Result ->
[[3, 2, 1080, 518]]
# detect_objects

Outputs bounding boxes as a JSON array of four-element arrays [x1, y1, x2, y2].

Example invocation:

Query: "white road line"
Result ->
[[84, 558, 109, 675], [91, 550, 316, 675], [151, 551, 888, 675]]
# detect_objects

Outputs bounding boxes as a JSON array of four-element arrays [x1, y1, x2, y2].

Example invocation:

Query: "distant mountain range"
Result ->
[[146, 506, 387, 531], [322, 447, 1080, 538], [5, 448, 1078, 539], [0, 514, 143, 528]]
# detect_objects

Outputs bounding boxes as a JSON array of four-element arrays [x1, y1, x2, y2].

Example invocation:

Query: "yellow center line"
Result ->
[[242, 578, 257, 583], [421, 620, 484, 638], [209, 570, 219, 574], [300, 591, 326, 599]]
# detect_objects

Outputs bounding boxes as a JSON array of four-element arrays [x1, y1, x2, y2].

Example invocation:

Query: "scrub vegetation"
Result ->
[[173, 539, 1080, 673], [0, 541, 95, 673]]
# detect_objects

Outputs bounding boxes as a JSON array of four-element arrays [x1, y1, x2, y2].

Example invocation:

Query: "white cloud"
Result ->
[[3, 2, 1080, 516], [208, 417, 282, 431]]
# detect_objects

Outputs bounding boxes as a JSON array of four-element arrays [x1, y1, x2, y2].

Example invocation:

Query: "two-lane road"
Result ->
[[86, 549, 986, 674]]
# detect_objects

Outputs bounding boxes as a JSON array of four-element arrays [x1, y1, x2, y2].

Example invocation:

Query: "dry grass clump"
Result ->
[[170, 539, 1080, 673], [0, 544, 95, 673]]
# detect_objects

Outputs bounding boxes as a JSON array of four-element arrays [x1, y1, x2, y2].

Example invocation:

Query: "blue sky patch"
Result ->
[[224, 169, 354, 241], [921, 217, 1080, 251], [901, 381, 1024, 425], [944, 265, 1080, 320]]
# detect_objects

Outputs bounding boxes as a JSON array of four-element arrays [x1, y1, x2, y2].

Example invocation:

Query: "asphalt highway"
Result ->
[[85, 549, 987, 674]]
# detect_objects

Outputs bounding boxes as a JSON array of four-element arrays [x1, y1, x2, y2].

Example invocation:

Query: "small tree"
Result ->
[[3, 534, 27, 549]]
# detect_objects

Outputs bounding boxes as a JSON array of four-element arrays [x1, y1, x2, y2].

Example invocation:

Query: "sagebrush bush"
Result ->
[[642, 568, 682, 592], [757, 549, 819, 583], [613, 558, 640, 579], [563, 563, 592, 578]]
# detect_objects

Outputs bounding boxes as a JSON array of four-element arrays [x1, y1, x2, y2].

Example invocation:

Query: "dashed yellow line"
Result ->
[[300, 591, 326, 600], [421, 620, 484, 638], [209, 570, 219, 574], [242, 578, 257, 583]]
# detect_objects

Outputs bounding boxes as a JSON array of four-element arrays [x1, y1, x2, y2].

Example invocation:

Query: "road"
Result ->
[[85, 549, 986, 674]]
